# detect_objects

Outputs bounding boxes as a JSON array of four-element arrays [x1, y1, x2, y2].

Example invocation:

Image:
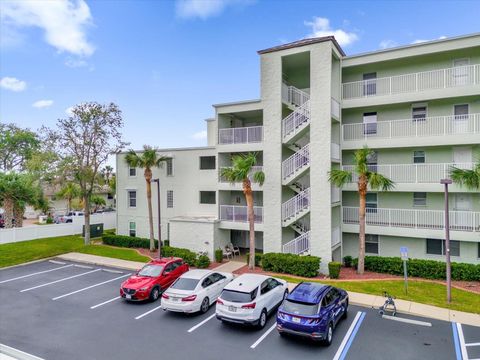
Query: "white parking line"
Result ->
[[52, 273, 131, 300], [187, 314, 216, 333], [73, 264, 94, 269], [456, 323, 469, 360], [333, 311, 366, 360], [48, 260, 66, 265], [90, 296, 121, 309], [0, 264, 74, 284], [135, 305, 163, 320], [20, 269, 101, 292], [0, 343, 45, 360], [250, 323, 277, 349], [466, 342, 480, 347], [101, 268, 124, 274], [382, 315, 432, 327]]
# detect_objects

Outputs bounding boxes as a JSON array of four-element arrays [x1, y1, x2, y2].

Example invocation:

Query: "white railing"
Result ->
[[219, 205, 263, 223], [331, 227, 341, 247], [331, 185, 341, 203], [218, 126, 263, 145], [283, 231, 311, 254], [343, 207, 480, 232], [282, 83, 310, 107], [331, 98, 340, 119], [282, 100, 311, 140], [282, 188, 310, 222], [282, 144, 310, 181], [342, 64, 480, 99], [343, 163, 474, 184], [342, 113, 480, 141], [219, 166, 263, 183], [331, 143, 340, 161]]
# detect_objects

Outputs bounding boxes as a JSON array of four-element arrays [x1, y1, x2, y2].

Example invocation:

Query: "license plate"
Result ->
[[292, 317, 301, 323], [228, 306, 237, 312], [171, 297, 179, 302], [126, 294, 131, 300]]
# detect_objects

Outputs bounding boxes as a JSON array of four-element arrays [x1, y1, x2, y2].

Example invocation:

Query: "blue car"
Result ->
[[276, 282, 348, 345]]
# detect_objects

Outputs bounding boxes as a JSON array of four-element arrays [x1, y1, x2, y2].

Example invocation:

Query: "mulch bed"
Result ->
[[135, 248, 222, 270]]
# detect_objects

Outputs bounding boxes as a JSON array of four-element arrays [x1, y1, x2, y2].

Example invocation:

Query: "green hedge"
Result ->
[[261, 253, 321, 278], [343, 255, 353, 268], [102, 234, 158, 249], [328, 262, 341, 279], [246, 252, 263, 267], [214, 249, 223, 263], [353, 256, 480, 281], [161, 246, 197, 266]]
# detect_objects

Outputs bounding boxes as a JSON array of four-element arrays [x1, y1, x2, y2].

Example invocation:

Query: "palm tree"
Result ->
[[90, 194, 106, 212], [57, 182, 81, 213], [0, 172, 37, 228], [328, 147, 394, 274], [125, 146, 169, 252], [220, 153, 265, 270], [450, 161, 480, 190]]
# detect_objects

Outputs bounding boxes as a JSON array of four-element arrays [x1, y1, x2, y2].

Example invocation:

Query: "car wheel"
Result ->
[[323, 323, 333, 346], [149, 286, 160, 302], [258, 309, 267, 329], [200, 297, 210, 314], [342, 300, 349, 319]]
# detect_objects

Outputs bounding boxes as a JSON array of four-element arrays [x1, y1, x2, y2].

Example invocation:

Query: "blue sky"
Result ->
[[1, 0, 479, 154]]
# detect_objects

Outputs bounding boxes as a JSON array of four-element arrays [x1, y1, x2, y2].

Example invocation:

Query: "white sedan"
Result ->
[[161, 269, 234, 314]]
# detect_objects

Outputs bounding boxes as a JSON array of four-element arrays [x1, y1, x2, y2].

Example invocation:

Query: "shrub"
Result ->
[[328, 262, 342, 279], [163, 240, 170, 247], [246, 252, 263, 267], [261, 253, 321, 278], [46, 217, 54, 224], [215, 248, 223, 263], [343, 255, 353, 268], [161, 246, 197, 266], [196, 255, 211, 269], [102, 234, 158, 249]]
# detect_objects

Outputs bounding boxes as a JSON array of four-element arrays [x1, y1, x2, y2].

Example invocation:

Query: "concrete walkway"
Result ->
[[55, 253, 480, 327]]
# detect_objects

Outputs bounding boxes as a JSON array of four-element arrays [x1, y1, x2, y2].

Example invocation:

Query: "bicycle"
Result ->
[[378, 291, 397, 316]]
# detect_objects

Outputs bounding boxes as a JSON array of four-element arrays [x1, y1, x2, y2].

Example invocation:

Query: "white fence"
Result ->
[[218, 126, 263, 145], [0, 212, 116, 244], [219, 205, 263, 223]]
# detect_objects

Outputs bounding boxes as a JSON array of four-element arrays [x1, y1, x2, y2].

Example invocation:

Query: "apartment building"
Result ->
[[117, 33, 480, 272]]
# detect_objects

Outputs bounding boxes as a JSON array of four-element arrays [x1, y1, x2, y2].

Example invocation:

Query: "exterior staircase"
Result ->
[[282, 231, 311, 255], [282, 144, 310, 186], [281, 188, 310, 227]]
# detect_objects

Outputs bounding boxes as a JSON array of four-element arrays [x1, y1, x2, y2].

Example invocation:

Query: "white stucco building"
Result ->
[[117, 33, 480, 271]]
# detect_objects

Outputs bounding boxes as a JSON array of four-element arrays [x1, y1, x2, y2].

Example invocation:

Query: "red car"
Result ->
[[120, 257, 189, 302]]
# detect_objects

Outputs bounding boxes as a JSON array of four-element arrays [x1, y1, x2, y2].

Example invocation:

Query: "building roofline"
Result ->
[[257, 36, 346, 56], [118, 146, 215, 155], [212, 99, 261, 108]]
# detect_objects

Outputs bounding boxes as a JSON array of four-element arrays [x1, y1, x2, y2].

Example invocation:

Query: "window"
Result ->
[[412, 105, 427, 122], [129, 167, 136, 177], [454, 104, 469, 120], [413, 151, 425, 164], [363, 72, 377, 96], [200, 191, 216, 204], [167, 190, 174, 208], [200, 156, 216, 170], [366, 193, 377, 213], [128, 191, 136, 208], [129, 222, 136, 237], [413, 192, 427, 207], [426, 239, 460, 256], [235, 196, 241, 204], [367, 150, 378, 172], [166, 159, 173, 176], [365, 234, 379, 254], [260, 280, 271, 295], [363, 112, 377, 135]]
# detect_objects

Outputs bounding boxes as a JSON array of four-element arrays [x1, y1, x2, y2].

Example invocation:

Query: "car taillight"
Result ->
[[277, 312, 286, 320], [241, 303, 256, 309], [307, 318, 321, 324], [161, 293, 169, 299], [182, 295, 197, 302], [216, 298, 224, 305]]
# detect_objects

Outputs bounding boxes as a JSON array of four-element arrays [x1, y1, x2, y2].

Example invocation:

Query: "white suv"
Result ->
[[215, 274, 288, 329]]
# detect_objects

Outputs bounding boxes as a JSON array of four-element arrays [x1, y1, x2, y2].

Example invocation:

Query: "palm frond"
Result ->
[[328, 169, 352, 187], [124, 149, 142, 168], [252, 171, 265, 186], [353, 146, 373, 175], [367, 172, 395, 191], [450, 165, 480, 190]]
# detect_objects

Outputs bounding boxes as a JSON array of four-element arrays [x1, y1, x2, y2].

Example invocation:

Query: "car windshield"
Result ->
[[170, 278, 199, 291], [138, 265, 163, 277], [221, 289, 257, 303], [282, 299, 319, 316]]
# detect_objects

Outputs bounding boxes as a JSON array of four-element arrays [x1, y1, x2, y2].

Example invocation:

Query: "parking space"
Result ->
[[1, 259, 479, 360]]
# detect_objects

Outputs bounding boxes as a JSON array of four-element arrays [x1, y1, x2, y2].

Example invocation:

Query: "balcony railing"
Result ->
[[282, 83, 310, 107], [343, 207, 480, 232], [342, 64, 480, 99], [282, 144, 310, 181], [219, 205, 263, 223], [331, 186, 340, 203], [331, 143, 340, 161], [218, 166, 263, 183], [283, 231, 310, 255], [218, 126, 263, 145], [282, 188, 310, 222], [342, 113, 480, 141], [343, 163, 474, 184], [332, 227, 341, 247], [331, 98, 340, 119]]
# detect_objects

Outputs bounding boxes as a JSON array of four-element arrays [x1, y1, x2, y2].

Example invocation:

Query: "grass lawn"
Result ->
[[278, 276, 480, 314], [0, 234, 149, 268]]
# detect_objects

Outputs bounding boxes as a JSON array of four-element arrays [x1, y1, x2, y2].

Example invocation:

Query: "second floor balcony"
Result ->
[[218, 126, 263, 145], [219, 205, 263, 224]]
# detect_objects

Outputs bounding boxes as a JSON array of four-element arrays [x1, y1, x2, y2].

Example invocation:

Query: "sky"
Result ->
[[1, 0, 480, 156]]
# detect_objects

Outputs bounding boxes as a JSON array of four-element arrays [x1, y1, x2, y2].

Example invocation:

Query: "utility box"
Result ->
[[83, 223, 104, 238]]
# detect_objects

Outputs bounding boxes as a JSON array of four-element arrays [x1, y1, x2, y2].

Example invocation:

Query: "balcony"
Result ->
[[331, 98, 340, 120], [331, 143, 340, 162], [218, 126, 263, 145], [342, 64, 480, 103], [331, 185, 341, 204], [219, 205, 263, 224], [342, 113, 480, 149], [331, 226, 341, 248]]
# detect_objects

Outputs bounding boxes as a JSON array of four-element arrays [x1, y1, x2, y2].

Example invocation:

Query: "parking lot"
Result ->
[[1, 259, 479, 360]]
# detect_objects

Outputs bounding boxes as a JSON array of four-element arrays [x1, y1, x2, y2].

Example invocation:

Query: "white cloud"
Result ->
[[0, 76, 27, 92], [304, 17, 358, 47], [176, 0, 253, 19], [379, 39, 397, 49], [0, 0, 94, 57], [412, 35, 447, 44], [191, 130, 207, 140], [65, 106, 74, 116], [32, 99, 54, 108]]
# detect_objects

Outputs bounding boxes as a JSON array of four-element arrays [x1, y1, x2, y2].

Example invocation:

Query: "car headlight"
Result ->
[[139, 287, 149, 291]]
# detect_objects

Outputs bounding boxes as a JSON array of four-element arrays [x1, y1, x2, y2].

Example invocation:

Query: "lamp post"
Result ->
[[152, 178, 161, 259], [440, 178, 452, 303]]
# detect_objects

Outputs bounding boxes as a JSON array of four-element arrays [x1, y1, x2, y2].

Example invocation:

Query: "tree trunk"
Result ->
[[145, 168, 155, 252], [3, 198, 14, 228], [83, 195, 91, 245], [67, 197, 71, 213], [243, 179, 255, 270], [13, 204, 24, 227], [357, 174, 368, 275]]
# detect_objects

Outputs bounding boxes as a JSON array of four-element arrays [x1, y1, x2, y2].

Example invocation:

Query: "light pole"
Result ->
[[152, 178, 161, 259], [440, 178, 452, 303]]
